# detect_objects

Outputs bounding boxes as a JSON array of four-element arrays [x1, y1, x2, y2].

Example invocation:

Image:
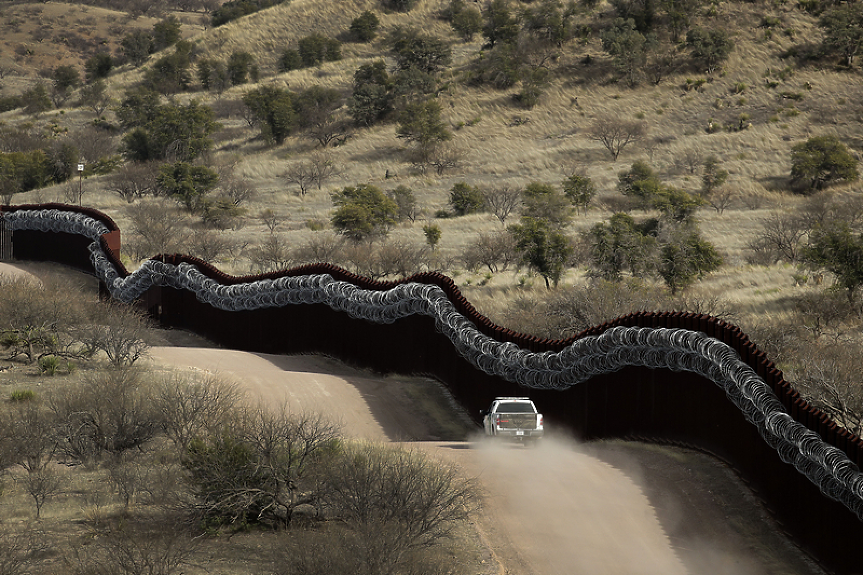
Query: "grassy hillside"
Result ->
[[1, 0, 862, 338]]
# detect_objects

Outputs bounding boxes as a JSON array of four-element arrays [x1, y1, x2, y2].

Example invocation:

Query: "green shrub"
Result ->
[[350, 10, 380, 42], [10, 389, 36, 402], [279, 49, 302, 72], [38, 355, 60, 376], [298, 34, 342, 67]]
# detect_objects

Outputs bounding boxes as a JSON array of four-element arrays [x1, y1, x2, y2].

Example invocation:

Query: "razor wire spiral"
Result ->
[[6, 208, 863, 519]]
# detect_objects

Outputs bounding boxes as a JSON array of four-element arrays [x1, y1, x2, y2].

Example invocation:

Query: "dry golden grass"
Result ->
[[4, 0, 863, 333]]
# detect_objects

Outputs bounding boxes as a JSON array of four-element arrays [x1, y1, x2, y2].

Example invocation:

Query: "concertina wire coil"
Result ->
[[4, 209, 863, 519]]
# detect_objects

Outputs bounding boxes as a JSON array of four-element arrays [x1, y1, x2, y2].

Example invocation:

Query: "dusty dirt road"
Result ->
[[148, 346, 827, 575]]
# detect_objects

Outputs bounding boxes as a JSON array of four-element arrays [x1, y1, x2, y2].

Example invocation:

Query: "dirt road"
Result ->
[[148, 346, 826, 575]]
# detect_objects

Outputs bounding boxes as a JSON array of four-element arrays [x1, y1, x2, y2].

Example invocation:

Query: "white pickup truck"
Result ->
[[481, 397, 544, 443]]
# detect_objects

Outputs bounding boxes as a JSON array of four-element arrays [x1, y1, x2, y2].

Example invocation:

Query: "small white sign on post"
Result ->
[[77, 164, 85, 172]]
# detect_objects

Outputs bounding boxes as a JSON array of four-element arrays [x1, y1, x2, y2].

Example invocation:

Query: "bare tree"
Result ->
[[72, 125, 117, 165], [260, 209, 279, 233], [370, 239, 429, 279], [483, 185, 522, 224], [747, 212, 808, 264], [428, 143, 462, 176], [22, 465, 64, 519], [462, 231, 519, 273], [0, 527, 43, 575], [156, 372, 242, 452], [309, 151, 341, 191], [706, 186, 737, 214], [80, 521, 197, 575], [283, 162, 315, 197], [188, 229, 236, 263], [588, 116, 645, 161]]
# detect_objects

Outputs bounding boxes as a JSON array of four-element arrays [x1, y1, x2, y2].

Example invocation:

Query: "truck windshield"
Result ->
[[497, 402, 535, 413]]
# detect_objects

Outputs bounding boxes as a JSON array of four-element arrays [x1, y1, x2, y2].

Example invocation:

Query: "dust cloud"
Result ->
[[465, 432, 772, 575]]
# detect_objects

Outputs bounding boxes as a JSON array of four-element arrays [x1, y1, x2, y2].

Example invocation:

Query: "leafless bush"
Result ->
[[49, 370, 162, 465], [372, 239, 429, 279], [799, 191, 863, 231], [483, 185, 522, 225], [75, 300, 152, 367], [677, 148, 703, 175], [537, 280, 671, 338], [794, 291, 851, 338], [0, 527, 44, 575], [259, 209, 279, 232], [219, 176, 256, 206], [107, 163, 160, 203], [182, 407, 341, 528], [428, 143, 462, 175], [78, 520, 197, 575], [246, 233, 294, 273], [291, 232, 346, 266], [125, 200, 193, 260], [156, 372, 243, 452], [316, 441, 478, 573], [462, 231, 518, 273], [787, 341, 863, 436], [187, 228, 236, 263], [72, 125, 117, 164]]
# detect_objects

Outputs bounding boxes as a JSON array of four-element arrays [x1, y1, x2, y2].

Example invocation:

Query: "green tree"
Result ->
[[331, 184, 398, 241], [509, 216, 573, 288], [522, 181, 573, 227], [152, 16, 182, 52], [22, 83, 52, 116], [388, 185, 417, 222], [350, 10, 380, 42], [50, 65, 80, 107], [586, 212, 657, 281], [396, 99, 452, 163], [562, 173, 596, 215], [804, 222, 863, 303], [791, 135, 859, 191], [293, 86, 344, 146], [449, 182, 485, 215], [78, 79, 112, 118], [651, 187, 704, 223], [601, 18, 654, 86], [700, 155, 728, 197], [423, 223, 442, 248], [483, 0, 520, 48], [157, 161, 220, 213], [390, 28, 453, 74], [522, 0, 577, 47], [348, 61, 393, 127], [227, 51, 257, 85], [242, 86, 298, 145], [819, 3, 863, 68], [617, 160, 663, 207], [84, 52, 113, 83], [145, 43, 193, 95], [657, 228, 722, 294], [610, 0, 656, 33], [121, 29, 153, 67], [117, 87, 161, 129], [298, 34, 342, 67], [121, 101, 220, 162], [452, 5, 483, 41], [686, 27, 733, 73], [659, 0, 699, 42]]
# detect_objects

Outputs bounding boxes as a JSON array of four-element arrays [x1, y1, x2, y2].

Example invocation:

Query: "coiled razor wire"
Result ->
[[5, 209, 863, 519]]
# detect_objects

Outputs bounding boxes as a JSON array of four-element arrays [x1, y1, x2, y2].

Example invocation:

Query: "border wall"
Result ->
[[2, 204, 862, 573]]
